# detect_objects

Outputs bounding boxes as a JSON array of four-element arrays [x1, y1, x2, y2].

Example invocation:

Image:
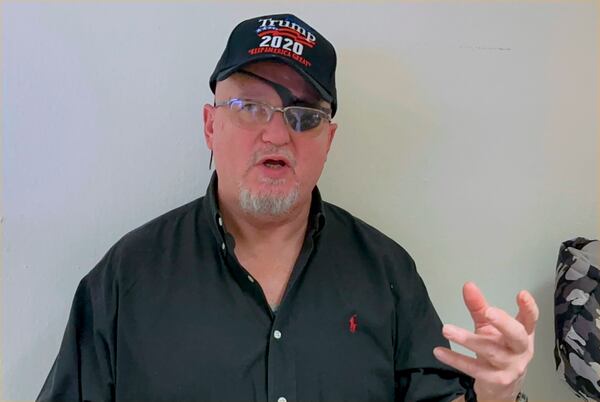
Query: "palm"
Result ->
[[433, 282, 539, 400]]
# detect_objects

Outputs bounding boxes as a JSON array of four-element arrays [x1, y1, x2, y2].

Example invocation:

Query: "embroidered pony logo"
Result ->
[[349, 314, 358, 333]]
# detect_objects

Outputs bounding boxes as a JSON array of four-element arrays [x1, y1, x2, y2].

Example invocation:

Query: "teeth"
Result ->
[[263, 160, 285, 168]]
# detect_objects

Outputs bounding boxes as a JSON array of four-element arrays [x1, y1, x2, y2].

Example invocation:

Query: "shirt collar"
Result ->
[[203, 171, 326, 238]]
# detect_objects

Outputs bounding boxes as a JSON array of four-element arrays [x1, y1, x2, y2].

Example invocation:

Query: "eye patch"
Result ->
[[237, 70, 325, 112]]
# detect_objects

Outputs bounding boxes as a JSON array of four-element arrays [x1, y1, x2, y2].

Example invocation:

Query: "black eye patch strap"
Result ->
[[237, 70, 302, 108]]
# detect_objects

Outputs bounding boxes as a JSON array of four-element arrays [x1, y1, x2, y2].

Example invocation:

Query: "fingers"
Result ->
[[515, 290, 539, 335], [462, 282, 490, 330], [443, 285, 537, 400], [485, 307, 529, 353], [433, 346, 526, 389], [433, 346, 490, 378], [442, 324, 512, 368], [463, 284, 536, 352]]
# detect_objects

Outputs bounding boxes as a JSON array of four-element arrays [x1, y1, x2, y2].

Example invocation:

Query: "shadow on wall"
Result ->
[[320, 47, 440, 232], [529, 275, 579, 401]]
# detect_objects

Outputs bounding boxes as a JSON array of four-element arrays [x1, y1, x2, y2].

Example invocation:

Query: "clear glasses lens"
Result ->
[[230, 100, 270, 125]]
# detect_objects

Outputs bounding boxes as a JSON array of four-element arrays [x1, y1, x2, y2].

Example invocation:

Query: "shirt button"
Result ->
[[277, 397, 287, 402], [221, 242, 226, 251], [217, 216, 223, 227], [273, 330, 282, 339], [247, 275, 255, 283]]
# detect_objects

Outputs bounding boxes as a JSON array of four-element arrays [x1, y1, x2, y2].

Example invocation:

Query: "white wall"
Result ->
[[3, 2, 598, 401]]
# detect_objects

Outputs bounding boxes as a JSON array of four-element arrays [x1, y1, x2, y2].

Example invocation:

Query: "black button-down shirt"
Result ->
[[37, 172, 473, 402]]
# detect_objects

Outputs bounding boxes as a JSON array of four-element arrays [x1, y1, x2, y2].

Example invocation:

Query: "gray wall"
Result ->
[[3, 2, 598, 400]]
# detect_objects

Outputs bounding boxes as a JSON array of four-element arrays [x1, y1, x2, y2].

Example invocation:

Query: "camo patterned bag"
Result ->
[[555, 237, 600, 400]]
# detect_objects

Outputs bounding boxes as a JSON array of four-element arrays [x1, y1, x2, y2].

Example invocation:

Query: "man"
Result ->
[[37, 13, 537, 402]]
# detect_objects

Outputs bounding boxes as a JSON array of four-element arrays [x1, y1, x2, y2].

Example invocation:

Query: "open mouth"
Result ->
[[263, 159, 287, 168], [259, 156, 290, 169]]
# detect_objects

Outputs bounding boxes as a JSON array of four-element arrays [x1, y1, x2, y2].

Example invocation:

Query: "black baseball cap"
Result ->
[[209, 13, 338, 117]]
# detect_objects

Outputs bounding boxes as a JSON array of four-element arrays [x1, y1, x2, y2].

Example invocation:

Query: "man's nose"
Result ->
[[260, 111, 291, 145]]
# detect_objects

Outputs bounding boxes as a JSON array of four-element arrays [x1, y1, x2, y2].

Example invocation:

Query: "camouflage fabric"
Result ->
[[555, 237, 600, 400]]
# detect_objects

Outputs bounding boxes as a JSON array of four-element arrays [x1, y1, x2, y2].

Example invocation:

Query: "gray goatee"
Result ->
[[239, 179, 299, 217]]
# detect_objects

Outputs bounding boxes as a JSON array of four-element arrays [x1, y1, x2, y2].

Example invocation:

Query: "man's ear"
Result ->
[[324, 122, 338, 155], [203, 103, 216, 150]]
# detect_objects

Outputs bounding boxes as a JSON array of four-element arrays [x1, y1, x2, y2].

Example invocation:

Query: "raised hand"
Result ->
[[433, 282, 538, 401]]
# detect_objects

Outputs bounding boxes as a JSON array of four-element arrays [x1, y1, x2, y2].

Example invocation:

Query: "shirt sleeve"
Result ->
[[392, 250, 475, 402], [37, 249, 118, 402]]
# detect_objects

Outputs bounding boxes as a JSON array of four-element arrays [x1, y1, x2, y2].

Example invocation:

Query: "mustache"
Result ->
[[250, 147, 297, 168]]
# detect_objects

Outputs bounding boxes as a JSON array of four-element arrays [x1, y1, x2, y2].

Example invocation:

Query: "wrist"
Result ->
[[473, 377, 526, 402], [474, 388, 522, 401]]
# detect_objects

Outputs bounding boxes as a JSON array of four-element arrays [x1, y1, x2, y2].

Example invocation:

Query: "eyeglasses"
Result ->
[[214, 98, 332, 133]]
